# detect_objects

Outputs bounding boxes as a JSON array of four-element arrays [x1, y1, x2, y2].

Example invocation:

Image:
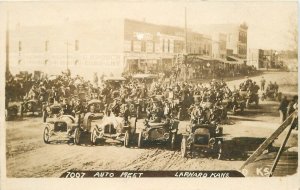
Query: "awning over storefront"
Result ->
[[132, 73, 158, 79], [186, 55, 214, 64], [213, 58, 227, 63], [104, 76, 126, 81], [226, 56, 245, 64]]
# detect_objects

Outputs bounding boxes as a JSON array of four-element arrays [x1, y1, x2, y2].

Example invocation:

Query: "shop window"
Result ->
[[141, 41, 146, 52]]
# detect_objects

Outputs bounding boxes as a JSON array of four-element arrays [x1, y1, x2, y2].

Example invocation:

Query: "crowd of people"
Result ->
[[5, 70, 298, 127]]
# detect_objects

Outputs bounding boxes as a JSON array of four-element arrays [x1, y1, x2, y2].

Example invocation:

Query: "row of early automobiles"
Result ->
[[36, 75, 229, 159], [6, 74, 282, 160], [41, 94, 225, 159]]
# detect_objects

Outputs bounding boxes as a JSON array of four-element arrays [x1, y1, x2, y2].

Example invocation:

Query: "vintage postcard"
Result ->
[[0, 0, 298, 189]]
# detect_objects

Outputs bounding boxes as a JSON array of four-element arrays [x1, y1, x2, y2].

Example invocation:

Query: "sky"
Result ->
[[0, 1, 298, 50]]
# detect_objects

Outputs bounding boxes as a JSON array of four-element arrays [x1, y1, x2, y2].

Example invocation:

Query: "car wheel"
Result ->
[[170, 133, 176, 150], [5, 109, 8, 121], [181, 137, 187, 158], [74, 128, 81, 145], [42, 111, 47, 123], [20, 105, 23, 118], [240, 104, 245, 112], [177, 109, 182, 120], [124, 130, 130, 148], [136, 107, 140, 119], [232, 105, 236, 115], [91, 128, 97, 145], [138, 133, 143, 148], [217, 141, 223, 160], [255, 98, 259, 106], [43, 126, 51, 144], [246, 99, 250, 108]]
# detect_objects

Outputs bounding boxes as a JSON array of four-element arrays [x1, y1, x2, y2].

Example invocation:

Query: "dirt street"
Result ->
[[5, 71, 298, 177]]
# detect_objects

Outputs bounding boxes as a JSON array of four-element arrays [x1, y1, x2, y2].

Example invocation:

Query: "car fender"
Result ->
[[82, 112, 95, 131]]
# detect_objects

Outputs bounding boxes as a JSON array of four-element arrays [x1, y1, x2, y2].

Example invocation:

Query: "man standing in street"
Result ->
[[260, 76, 266, 91], [278, 96, 289, 123]]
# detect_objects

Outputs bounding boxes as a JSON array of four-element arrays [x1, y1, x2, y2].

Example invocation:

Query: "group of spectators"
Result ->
[[6, 70, 297, 127]]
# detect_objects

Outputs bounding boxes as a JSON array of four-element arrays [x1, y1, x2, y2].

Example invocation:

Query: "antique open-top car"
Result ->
[[261, 87, 282, 102], [20, 98, 44, 117], [225, 92, 246, 114], [181, 120, 223, 159], [136, 117, 179, 150], [89, 113, 137, 147], [75, 99, 137, 147], [240, 90, 259, 108], [42, 103, 78, 144], [5, 103, 19, 121]]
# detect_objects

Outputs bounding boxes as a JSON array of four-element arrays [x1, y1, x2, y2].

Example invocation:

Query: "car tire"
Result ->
[[43, 126, 51, 144], [20, 105, 23, 118], [124, 130, 130, 148], [232, 105, 236, 115], [246, 99, 250, 108], [74, 128, 81, 145], [42, 111, 47, 123], [170, 133, 176, 150], [138, 133, 143, 148], [136, 107, 140, 119], [240, 104, 245, 112], [5, 109, 8, 121], [217, 141, 223, 160], [91, 128, 97, 145], [181, 137, 187, 158]]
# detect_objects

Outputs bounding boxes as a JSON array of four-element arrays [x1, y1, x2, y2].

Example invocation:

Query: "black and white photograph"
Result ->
[[0, 0, 298, 188]]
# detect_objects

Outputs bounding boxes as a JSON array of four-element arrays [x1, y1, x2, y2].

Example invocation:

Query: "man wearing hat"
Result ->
[[111, 98, 121, 116]]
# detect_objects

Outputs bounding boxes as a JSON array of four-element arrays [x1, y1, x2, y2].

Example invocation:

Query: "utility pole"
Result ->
[[5, 11, 10, 79], [184, 7, 188, 81], [184, 7, 188, 55]]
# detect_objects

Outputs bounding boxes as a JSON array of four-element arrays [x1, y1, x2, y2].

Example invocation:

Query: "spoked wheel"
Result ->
[[43, 126, 51, 144], [181, 137, 187, 158], [255, 98, 259, 107], [170, 133, 176, 150], [232, 105, 236, 115], [240, 104, 245, 113], [177, 109, 182, 120], [138, 133, 143, 148], [90, 128, 97, 145], [216, 141, 223, 160], [136, 107, 140, 119], [74, 128, 81, 145], [42, 111, 47, 123], [124, 130, 130, 148], [246, 99, 250, 108], [20, 105, 24, 118], [5, 109, 8, 121]]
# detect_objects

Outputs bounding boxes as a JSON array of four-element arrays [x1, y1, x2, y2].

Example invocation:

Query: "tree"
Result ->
[[288, 12, 298, 52]]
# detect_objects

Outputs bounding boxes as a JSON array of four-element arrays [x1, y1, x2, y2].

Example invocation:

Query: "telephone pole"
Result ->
[[184, 7, 188, 55], [5, 12, 10, 78]]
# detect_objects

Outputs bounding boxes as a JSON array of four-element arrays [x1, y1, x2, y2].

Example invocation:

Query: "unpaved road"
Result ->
[[5, 71, 298, 177]]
